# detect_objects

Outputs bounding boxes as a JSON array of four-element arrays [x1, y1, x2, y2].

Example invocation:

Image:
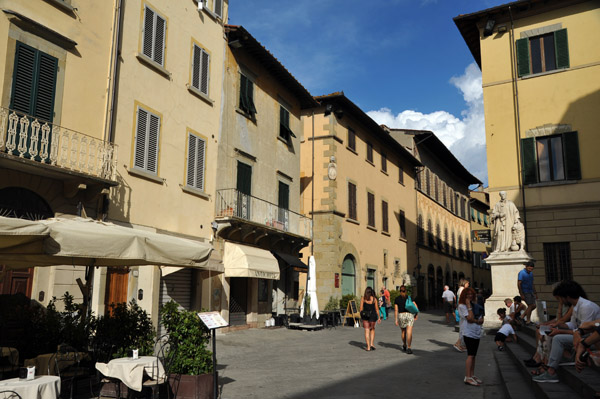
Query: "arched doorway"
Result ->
[[436, 266, 443, 308], [341, 255, 356, 296], [427, 265, 435, 308], [0, 187, 53, 297]]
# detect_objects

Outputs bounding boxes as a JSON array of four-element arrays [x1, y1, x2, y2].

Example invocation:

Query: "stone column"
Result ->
[[483, 251, 536, 329]]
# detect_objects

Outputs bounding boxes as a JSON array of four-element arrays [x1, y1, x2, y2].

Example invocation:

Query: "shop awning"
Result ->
[[271, 251, 308, 272], [223, 242, 279, 280], [0, 216, 50, 249]]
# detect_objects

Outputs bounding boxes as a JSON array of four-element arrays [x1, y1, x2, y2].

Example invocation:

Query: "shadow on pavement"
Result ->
[[427, 338, 455, 349], [348, 340, 367, 350], [377, 341, 403, 351]]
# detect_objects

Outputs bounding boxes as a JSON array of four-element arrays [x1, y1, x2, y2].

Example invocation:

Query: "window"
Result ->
[[399, 166, 404, 185], [186, 132, 206, 190], [279, 106, 295, 141], [442, 183, 447, 207], [191, 44, 210, 96], [348, 128, 356, 152], [348, 182, 357, 220], [213, 0, 223, 18], [366, 142, 373, 163], [517, 29, 569, 77], [544, 242, 572, 284], [471, 208, 476, 222], [458, 235, 463, 258], [367, 192, 375, 227], [427, 219, 434, 247], [142, 5, 166, 66], [521, 132, 580, 184], [134, 106, 160, 174], [278, 181, 289, 226], [425, 170, 431, 196], [399, 210, 406, 239], [381, 200, 388, 233], [436, 223, 442, 250], [381, 153, 387, 173], [239, 73, 256, 116], [451, 231, 456, 256], [444, 227, 449, 253], [417, 214, 424, 244], [434, 176, 439, 201]]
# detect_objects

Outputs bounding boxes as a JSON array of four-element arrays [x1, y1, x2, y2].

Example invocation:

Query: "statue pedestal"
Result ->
[[483, 250, 536, 329]]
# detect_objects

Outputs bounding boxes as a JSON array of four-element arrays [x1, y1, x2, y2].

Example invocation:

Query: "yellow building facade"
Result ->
[[455, 0, 600, 304], [300, 94, 421, 309]]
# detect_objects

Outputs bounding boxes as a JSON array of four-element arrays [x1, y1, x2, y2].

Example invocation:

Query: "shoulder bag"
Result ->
[[405, 296, 418, 314]]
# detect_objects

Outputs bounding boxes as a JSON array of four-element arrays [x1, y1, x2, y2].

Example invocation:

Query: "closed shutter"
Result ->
[[399, 210, 406, 239], [367, 192, 375, 227], [200, 50, 210, 95], [147, 114, 160, 173], [516, 38, 530, 77], [186, 134, 206, 190], [134, 107, 160, 174], [214, 0, 223, 18], [142, 7, 155, 60], [381, 201, 388, 232], [192, 45, 201, 90], [154, 15, 166, 66], [521, 137, 537, 184], [348, 182, 356, 220], [554, 29, 569, 69], [158, 269, 193, 337], [562, 131, 581, 180], [134, 108, 148, 170], [142, 6, 165, 66]]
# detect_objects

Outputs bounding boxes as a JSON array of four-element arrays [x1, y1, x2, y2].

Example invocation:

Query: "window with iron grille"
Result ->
[[191, 44, 210, 96], [399, 210, 406, 239], [543, 242, 572, 284], [348, 182, 357, 221], [348, 128, 356, 151], [367, 192, 375, 227], [186, 132, 206, 191], [381, 200, 388, 233], [366, 141, 373, 163], [142, 4, 166, 66]]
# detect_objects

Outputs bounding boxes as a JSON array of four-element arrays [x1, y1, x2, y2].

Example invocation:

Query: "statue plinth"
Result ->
[[483, 250, 536, 329]]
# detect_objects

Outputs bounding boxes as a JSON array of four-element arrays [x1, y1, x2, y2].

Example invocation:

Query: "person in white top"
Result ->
[[495, 308, 517, 351], [442, 285, 456, 324], [458, 287, 484, 386]]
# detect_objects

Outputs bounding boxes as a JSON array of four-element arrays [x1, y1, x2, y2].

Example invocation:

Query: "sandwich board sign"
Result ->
[[344, 300, 360, 327]]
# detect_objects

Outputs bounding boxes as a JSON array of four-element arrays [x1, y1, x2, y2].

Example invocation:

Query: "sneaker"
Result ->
[[402, 344, 407, 352], [532, 372, 559, 383], [453, 344, 464, 353], [406, 348, 413, 354]]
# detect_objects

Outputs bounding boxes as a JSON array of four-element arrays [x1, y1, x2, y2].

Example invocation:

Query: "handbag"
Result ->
[[405, 296, 418, 314], [455, 308, 460, 323], [360, 309, 372, 320]]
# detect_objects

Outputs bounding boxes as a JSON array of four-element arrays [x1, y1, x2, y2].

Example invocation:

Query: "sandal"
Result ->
[[530, 365, 548, 376], [464, 377, 480, 386], [472, 376, 483, 384]]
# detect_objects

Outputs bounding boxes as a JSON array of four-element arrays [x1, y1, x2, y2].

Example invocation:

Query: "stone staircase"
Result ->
[[493, 324, 600, 399]]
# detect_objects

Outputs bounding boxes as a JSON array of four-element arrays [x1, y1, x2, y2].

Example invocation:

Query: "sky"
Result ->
[[228, 0, 511, 187]]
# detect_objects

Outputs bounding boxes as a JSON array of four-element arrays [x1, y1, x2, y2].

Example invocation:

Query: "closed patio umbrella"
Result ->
[[300, 255, 319, 320]]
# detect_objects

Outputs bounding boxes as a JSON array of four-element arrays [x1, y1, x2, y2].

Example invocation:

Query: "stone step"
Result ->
[[493, 347, 539, 399]]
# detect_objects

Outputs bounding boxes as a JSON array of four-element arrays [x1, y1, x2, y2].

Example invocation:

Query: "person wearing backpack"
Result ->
[[394, 285, 419, 354]]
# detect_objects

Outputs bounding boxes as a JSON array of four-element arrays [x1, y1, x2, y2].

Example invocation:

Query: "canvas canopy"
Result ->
[[223, 242, 279, 280], [0, 216, 216, 270], [0, 216, 50, 249]]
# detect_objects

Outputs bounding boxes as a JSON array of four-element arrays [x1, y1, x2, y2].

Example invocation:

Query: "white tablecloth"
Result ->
[[0, 375, 60, 399], [95, 356, 164, 392]]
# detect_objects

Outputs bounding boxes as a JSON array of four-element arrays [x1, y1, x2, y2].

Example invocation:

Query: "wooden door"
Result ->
[[105, 268, 129, 315], [0, 265, 33, 296]]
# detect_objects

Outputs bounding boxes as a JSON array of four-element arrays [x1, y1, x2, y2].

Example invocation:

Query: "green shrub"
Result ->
[[389, 290, 401, 307], [339, 294, 357, 313], [161, 301, 212, 375], [324, 296, 339, 311]]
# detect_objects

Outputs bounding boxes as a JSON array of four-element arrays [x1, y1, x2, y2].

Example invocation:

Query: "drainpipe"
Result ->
[[508, 6, 528, 250]]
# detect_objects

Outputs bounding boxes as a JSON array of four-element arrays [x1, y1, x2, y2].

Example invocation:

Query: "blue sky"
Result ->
[[228, 0, 510, 186]]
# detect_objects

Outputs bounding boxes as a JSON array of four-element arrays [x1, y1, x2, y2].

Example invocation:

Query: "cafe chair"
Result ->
[[0, 390, 22, 399], [0, 347, 19, 379], [51, 344, 90, 399], [142, 335, 175, 399]]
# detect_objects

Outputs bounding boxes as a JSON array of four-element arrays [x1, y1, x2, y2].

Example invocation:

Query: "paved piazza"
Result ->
[[216, 310, 505, 399]]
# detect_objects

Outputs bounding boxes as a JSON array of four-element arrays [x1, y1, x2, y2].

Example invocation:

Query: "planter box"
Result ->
[[169, 373, 215, 399]]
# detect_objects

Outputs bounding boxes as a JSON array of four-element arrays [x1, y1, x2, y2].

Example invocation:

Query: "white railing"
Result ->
[[216, 188, 312, 239], [0, 107, 117, 181]]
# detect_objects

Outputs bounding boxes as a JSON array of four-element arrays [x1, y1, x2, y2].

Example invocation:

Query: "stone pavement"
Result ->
[[216, 310, 506, 399]]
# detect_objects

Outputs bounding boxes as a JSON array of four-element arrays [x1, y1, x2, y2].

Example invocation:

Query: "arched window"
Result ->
[[444, 227, 449, 253], [427, 218, 434, 247], [458, 234, 463, 258], [436, 222, 442, 250], [417, 214, 424, 244], [451, 231, 456, 256], [341, 255, 356, 296], [434, 176, 439, 201]]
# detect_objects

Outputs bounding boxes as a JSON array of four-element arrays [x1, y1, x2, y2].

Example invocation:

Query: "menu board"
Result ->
[[198, 311, 228, 329]]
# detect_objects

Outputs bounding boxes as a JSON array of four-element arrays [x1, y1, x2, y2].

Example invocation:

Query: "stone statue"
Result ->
[[491, 191, 521, 252], [511, 220, 525, 251]]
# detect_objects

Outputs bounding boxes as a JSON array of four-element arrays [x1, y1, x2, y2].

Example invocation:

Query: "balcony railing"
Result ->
[[216, 188, 312, 239], [0, 107, 117, 181]]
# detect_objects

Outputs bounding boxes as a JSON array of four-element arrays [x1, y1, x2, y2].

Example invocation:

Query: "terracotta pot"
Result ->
[[169, 373, 215, 399]]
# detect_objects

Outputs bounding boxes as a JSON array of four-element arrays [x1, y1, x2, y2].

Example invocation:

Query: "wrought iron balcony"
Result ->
[[0, 107, 117, 181], [216, 188, 312, 239]]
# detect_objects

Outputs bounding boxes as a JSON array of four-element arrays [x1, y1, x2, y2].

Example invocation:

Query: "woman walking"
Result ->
[[454, 278, 470, 352], [394, 285, 419, 354], [458, 287, 485, 386], [360, 287, 381, 351]]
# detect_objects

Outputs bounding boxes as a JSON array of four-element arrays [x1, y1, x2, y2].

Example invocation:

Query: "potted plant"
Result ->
[[161, 301, 214, 399]]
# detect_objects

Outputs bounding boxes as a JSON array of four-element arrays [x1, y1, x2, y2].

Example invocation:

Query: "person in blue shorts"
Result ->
[[518, 262, 537, 325]]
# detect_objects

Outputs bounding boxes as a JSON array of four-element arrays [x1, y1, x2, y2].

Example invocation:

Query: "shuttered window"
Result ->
[[191, 44, 210, 96], [186, 133, 206, 191], [134, 106, 160, 174], [381, 153, 387, 172], [399, 210, 406, 239], [214, 0, 223, 18], [239, 73, 256, 116], [279, 106, 295, 140], [516, 29, 569, 77], [417, 214, 424, 244], [381, 200, 388, 233], [521, 132, 580, 184], [142, 5, 166, 66], [399, 166, 404, 185], [366, 141, 373, 163], [367, 192, 375, 228], [348, 182, 357, 221], [348, 128, 356, 151]]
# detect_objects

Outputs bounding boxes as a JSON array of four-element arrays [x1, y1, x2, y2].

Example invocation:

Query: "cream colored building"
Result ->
[[211, 26, 316, 329], [455, 0, 600, 305], [0, 1, 117, 303], [387, 129, 481, 307], [103, 0, 228, 325], [300, 94, 421, 309], [469, 189, 492, 293]]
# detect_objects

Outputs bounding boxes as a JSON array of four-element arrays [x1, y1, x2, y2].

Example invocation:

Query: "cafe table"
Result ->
[[95, 356, 165, 392], [24, 351, 90, 376], [0, 375, 60, 399]]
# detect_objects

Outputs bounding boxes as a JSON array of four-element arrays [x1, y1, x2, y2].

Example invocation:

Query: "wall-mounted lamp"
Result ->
[[138, 289, 144, 301], [497, 25, 507, 33], [229, 40, 242, 49], [38, 291, 45, 302], [483, 18, 495, 37]]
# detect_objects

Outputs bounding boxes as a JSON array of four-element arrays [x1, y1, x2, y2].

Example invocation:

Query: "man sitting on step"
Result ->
[[533, 280, 600, 383], [574, 318, 600, 372]]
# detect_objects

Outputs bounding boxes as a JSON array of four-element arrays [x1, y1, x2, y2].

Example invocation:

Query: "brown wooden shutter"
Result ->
[[399, 210, 406, 239], [348, 182, 357, 220], [381, 201, 388, 232], [367, 192, 375, 227]]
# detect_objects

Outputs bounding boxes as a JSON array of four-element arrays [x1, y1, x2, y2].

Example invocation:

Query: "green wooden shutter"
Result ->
[[246, 79, 256, 115], [35, 53, 58, 122], [562, 131, 581, 180], [554, 29, 569, 69], [521, 137, 537, 184], [516, 38, 530, 77]]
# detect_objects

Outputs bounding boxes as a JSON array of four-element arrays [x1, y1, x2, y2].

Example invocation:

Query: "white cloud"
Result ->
[[367, 62, 488, 186]]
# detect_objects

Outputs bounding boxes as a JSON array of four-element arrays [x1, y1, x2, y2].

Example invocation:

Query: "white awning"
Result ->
[[223, 242, 279, 280]]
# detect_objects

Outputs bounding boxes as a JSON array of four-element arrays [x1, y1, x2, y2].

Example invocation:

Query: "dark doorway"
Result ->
[[236, 161, 252, 220], [229, 278, 248, 326]]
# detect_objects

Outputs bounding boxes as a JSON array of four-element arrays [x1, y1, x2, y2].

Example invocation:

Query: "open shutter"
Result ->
[[278, 181, 289, 210], [246, 79, 256, 115], [134, 108, 148, 170], [562, 131, 581, 180], [521, 137, 537, 184], [142, 7, 155, 60], [200, 50, 209, 95], [239, 74, 248, 111], [516, 38, 530, 77], [154, 14, 166, 66], [554, 29, 569, 69]]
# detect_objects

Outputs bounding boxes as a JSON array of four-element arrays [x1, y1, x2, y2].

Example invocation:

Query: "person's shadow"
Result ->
[[348, 340, 366, 350], [377, 341, 403, 351]]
